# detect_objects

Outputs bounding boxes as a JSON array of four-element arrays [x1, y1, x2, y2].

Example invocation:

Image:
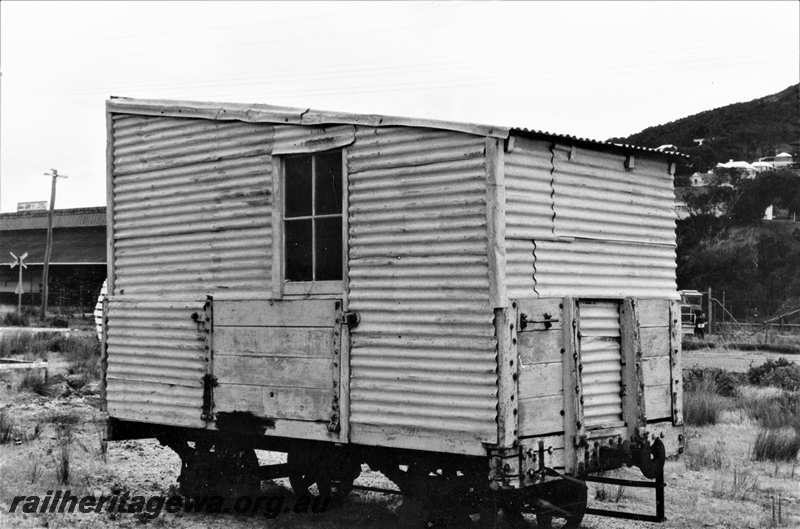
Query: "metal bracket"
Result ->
[[343, 310, 360, 330], [583, 471, 665, 522], [195, 296, 215, 423], [201, 374, 218, 422]]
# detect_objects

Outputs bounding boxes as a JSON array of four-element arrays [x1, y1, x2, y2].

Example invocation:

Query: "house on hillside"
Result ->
[[773, 152, 794, 168], [690, 171, 712, 186], [715, 159, 756, 180]]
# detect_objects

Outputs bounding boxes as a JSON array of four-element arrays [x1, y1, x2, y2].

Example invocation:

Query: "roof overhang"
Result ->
[[107, 97, 688, 161]]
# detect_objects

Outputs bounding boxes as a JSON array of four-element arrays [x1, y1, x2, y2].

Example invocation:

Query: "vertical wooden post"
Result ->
[[495, 305, 518, 448], [706, 287, 713, 335], [561, 298, 585, 474], [484, 138, 506, 309], [17, 260, 23, 313], [669, 300, 684, 425], [41, 169, 67, 318], [621, 298, 645, 436]]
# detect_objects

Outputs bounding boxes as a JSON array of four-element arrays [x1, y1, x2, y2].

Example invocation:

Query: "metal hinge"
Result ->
[[201, 373, 218, 422]]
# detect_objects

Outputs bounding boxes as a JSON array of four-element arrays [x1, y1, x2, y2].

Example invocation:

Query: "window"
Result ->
[[283, 150, 343, 283]]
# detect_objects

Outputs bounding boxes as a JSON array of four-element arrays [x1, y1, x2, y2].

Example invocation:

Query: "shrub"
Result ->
[[739, 391, 800, 429], [684, 386, 728, 426], [684, 367, 746, 397], [63, 336, 101, 381], [18, 372, 48, 396], [0, 331, 60, 358], [2, 312, 29, 327], [51, 412, 77, 485], [753, 427, 800, 462], [0, 333, 100, 380], [712, 469, 760, 500], [748, 358, 800, 391], [46, 316, 69, 328], [0, 412, 14, 444]]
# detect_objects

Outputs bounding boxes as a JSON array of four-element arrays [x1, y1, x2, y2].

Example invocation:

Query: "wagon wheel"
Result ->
[[373, 459, 481, 528], [178, 439, 260, 498], [287, 446, 360, 505], [532, 478, 587, 529]]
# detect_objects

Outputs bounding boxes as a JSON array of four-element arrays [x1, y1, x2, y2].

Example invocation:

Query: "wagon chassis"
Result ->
[[110, 417, 667, 527]]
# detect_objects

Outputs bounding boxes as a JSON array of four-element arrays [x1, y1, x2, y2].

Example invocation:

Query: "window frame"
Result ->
[[272, 149, 347, 298]]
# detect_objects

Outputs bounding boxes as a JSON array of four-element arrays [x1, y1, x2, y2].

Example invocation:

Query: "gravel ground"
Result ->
[[1, 353, 798, 529]]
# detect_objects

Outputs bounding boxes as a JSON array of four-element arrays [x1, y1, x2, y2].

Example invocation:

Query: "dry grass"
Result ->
[[685, 438, 727, 470], [17, 371, 49, 396], [594, 485, 625, 503], [753, 428, 800, 462], [0, 411, 14, 444], [684, 378, 731, 426], [712, 469, 760, 500], [50, 412, 79, 485]]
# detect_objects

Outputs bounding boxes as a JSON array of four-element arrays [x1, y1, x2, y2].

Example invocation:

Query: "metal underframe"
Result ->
[[583, 472, 665, 522]]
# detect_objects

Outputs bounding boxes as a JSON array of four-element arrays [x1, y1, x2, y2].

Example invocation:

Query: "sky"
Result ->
[[0, 1, 798, 212]]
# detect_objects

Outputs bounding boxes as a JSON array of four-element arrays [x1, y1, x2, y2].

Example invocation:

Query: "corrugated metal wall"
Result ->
[[106, 299, 207, 427], [504, 137, 677, 299], [109, 114, 274, 428], [111, 114, 273, 299], [347, 127, 498, 451], [578, 300, 624, 429]]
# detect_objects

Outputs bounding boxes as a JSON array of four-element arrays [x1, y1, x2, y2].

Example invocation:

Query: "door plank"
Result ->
[[215, 326, 334, 357], [215, 299, 339, 327]]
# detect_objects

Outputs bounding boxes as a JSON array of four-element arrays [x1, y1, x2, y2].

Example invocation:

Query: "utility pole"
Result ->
[[9, 251, 28, 314], [707, 286, 713, 336], [41, 169, 68, 319]]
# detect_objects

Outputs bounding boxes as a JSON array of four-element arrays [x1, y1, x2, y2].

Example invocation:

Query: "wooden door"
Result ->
[[211, 299, 342, 429]]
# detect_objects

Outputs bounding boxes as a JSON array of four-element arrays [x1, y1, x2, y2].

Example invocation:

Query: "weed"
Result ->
[[46, 315, 69, 328], [595, 486, 608, 501], [17, 371, 48, 396], [712, 469, 759, 500], [96, 422, 108, 463], [684, 367, 747, 396], [62, 336, 101, 381], [613, 485, 625, 503], [753, 427, 800, 462], [739, 391, 800, 429], [53, 416, 75, 485], [28, 455, 42, 484], [748, 358, 800, 392], [685, 438, 726, 470], [3, 312, 29, 327], [0, 331, 56, 358], [684, 383, 729, 426], [0, 411, 15, 444]]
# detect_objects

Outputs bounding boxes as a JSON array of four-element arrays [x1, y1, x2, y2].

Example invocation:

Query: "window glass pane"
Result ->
[[315, 151, 342, 215], [285, 156, 312, 217], [315, 216, 342, 280], [285, 219, 313, 281]]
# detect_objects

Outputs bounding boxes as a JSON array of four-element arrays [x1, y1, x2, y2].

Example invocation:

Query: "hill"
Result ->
[[610, 84, 800, 175]]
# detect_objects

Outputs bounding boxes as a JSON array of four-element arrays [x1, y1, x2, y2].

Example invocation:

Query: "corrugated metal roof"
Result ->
[[108, 97, 687, 161], [510, 128, 689, 160]]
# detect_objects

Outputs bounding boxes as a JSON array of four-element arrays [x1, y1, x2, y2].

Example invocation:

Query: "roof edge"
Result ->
[[106, 97, 688, 160], [107, 97, 510, 139], [510, 129, 689, 161]]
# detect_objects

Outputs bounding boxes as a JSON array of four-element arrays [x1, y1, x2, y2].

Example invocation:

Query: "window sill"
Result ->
[[282, 280, 343, 296]]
